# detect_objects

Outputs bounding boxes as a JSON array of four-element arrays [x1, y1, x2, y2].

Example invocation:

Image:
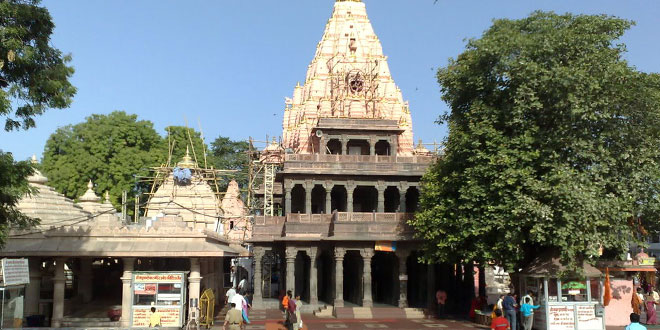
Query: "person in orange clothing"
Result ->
[[491, 309, 511, 330]]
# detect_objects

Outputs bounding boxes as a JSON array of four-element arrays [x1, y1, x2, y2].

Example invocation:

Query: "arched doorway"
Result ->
[[261, 251, 283, 299], [353, 186, 377, 212], [327, 139, 342, 154], [294, 251, 311, 302], [405, 187, 420, 212], [343, 251, 363, 305], [384, 186, 400, 212], [372, 252, 398, 305], [331, 186, 347, 212], [311, 185, 326, 214], [317, 250, 334, 304], [291, 184, 305, 213], [375, 140, 391, 156]]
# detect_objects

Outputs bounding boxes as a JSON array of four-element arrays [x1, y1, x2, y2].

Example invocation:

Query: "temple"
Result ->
[[250, 0, 439, 316]]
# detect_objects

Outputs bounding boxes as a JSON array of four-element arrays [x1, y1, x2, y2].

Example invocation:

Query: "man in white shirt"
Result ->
[[231, 291, 246, 311], [238, 276, 248, 292], [226, 287, 236, 306]]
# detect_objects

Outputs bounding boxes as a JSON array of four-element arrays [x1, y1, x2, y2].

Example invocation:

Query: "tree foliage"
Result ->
[[0, 151, 35, 244], [42, 111, 164, 209], [163, 126, 208, 167], [411, 12, 660, 273], [209, 136, 249, 190], [0, 0, 76, 131]]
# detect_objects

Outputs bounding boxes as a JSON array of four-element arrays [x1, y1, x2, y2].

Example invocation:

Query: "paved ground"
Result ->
[[212, 309, 489, 330]]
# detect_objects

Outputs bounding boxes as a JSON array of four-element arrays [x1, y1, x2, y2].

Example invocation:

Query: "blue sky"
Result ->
[[1, 0, 658, 161]]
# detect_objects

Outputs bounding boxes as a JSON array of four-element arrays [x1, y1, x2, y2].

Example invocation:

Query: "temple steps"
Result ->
[[333, 307, 427, 319], [314, 305, 334, 318], [60, 317, 120, 328]]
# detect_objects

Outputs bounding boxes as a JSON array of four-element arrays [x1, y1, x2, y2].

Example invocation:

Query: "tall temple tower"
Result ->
[[251, 0, 436, 313], [282, 0, 414, 155]]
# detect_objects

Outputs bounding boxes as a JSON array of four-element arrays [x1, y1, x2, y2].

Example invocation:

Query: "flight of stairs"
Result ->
[[60, 316, 119, 328], [313, 305, 333, 318]]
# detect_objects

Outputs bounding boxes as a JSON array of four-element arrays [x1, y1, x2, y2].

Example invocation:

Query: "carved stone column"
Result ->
[[286, 247, 297, 293], [25, 257, 41, 317], [189, 258, 202, 307], [396, 250, 411, 307], [346, 181, 356, 213], [304, 180, 313, 214], [309, 247, 319, 305], [361, 248, 374, 307], [334, 247, 345, 307], [324, 182, 333, 214], [320, 135, 327, 154], [120, 257, 136, 328], [369, 138, 376, 156], [341, 138, 348, 155], [253, 247, 265, 308], [376, 181, 386, 213], [284, 180, 294, 213], [399, 182, 409, 212], [51, 257, 66, 328]]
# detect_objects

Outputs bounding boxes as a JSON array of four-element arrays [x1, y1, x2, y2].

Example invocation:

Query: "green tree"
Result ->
[[0, 0, 75, 245], [209, 136, 249, 190], [163, 126, 209, 167], [411, 12, 660, 273], [42, 111, 164, 209], [0, 0, 76, 131]]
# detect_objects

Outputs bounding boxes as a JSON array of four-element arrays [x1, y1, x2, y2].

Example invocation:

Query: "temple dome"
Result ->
[[17, 156, 91, 227]]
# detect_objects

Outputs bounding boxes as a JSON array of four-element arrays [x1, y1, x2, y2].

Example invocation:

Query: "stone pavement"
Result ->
[[210, 309, 636, 330]]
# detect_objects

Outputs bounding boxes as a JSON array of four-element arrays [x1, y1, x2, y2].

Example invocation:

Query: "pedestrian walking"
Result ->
[[502, 293, 517, 330], [223, 303, 243, 330], [646, 290, 658, 325]]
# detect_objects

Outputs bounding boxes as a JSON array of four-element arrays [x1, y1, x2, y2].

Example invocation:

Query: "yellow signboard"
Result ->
[[132, 307, 180, 327], [639, 257, 656, 266]]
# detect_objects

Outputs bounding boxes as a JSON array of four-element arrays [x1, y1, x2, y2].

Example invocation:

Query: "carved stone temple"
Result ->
[[250, 0, 439, 316]]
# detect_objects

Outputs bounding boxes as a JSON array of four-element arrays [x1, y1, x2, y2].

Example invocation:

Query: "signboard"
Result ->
[[548, 305, 575, 330], [134, 273, 183, 283], [1, 259, 29, 286], [375, 241, 396, 252], [134, 283, 157, 295], [577, 305, 602, 330], [639, 257, 656, 265], [132, 307, 180, 327]]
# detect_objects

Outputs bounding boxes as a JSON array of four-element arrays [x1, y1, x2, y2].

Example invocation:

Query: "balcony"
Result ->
[[250, 212, 416, 242], [282, 154, 435, 176]]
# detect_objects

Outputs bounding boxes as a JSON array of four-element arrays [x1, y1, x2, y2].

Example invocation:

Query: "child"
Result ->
[[520, 297, 540, 330]]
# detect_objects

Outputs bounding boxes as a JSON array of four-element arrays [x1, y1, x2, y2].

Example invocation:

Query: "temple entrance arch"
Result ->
[[294, 251, 311, 302], [343, 250, 363, 305], [331, 186, 347, 212], [372, 251, 398, 305]]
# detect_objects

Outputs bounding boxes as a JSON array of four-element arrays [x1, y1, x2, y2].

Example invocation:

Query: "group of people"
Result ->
[[632, 287, 660, 325], [281, 290, 304, 330], [223, 286, 252, 330], [490, 291, 539, 330]]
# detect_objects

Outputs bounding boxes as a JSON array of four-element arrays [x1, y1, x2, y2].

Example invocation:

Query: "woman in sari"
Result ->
[[647, 291, 658, 325]]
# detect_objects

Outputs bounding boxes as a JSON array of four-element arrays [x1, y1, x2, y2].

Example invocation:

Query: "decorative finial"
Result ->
[[105, 191, 110, 201], [177, 145, 197, 169], [31, 154, 38, 164], [87, 180, 94, 189]]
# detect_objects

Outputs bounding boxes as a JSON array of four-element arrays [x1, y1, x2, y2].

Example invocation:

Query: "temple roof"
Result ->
[[282, 0, 414, 155], [17, 156, 92, 228]]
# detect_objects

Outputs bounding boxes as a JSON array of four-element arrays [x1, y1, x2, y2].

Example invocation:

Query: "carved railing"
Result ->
[[285, 154, 434, 164], [285, 213, 332, 223], [331, 212, 413, 222]]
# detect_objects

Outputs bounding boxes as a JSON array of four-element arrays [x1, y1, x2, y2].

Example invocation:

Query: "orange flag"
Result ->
[[604, 267, 612, 306]]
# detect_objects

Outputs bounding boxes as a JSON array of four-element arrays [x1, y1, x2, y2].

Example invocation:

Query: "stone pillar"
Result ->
[[51, 257, 66, 328], [346, 181, 355, 213], [376, 181, 386, 213], [390, 137, 399, 156], [369, 139, 375, 156], [320, 136, 326, 154], [396, 250, 411, 308], [189, 258, 202, 308], [284, 181, 293, 214], [341, 138, 348, 155], [253, 248, 264, 308], [201, 258, 210, 291], [309, 247, 319, 305], [333, 247, 345, 307], [120, 257, 135, 328], [285, 247, 297, 294], [399, 182, 409, 212], [78, 258, 93, 303], [25, 257, 41, 317], [361, 248, 374, 307], [304, 181, 313, 214], [324, 182, 333, 214]]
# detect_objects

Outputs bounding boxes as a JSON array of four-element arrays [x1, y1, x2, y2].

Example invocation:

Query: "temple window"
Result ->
[[347, 139, 369, 155], [374, 140, 391, 156]]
